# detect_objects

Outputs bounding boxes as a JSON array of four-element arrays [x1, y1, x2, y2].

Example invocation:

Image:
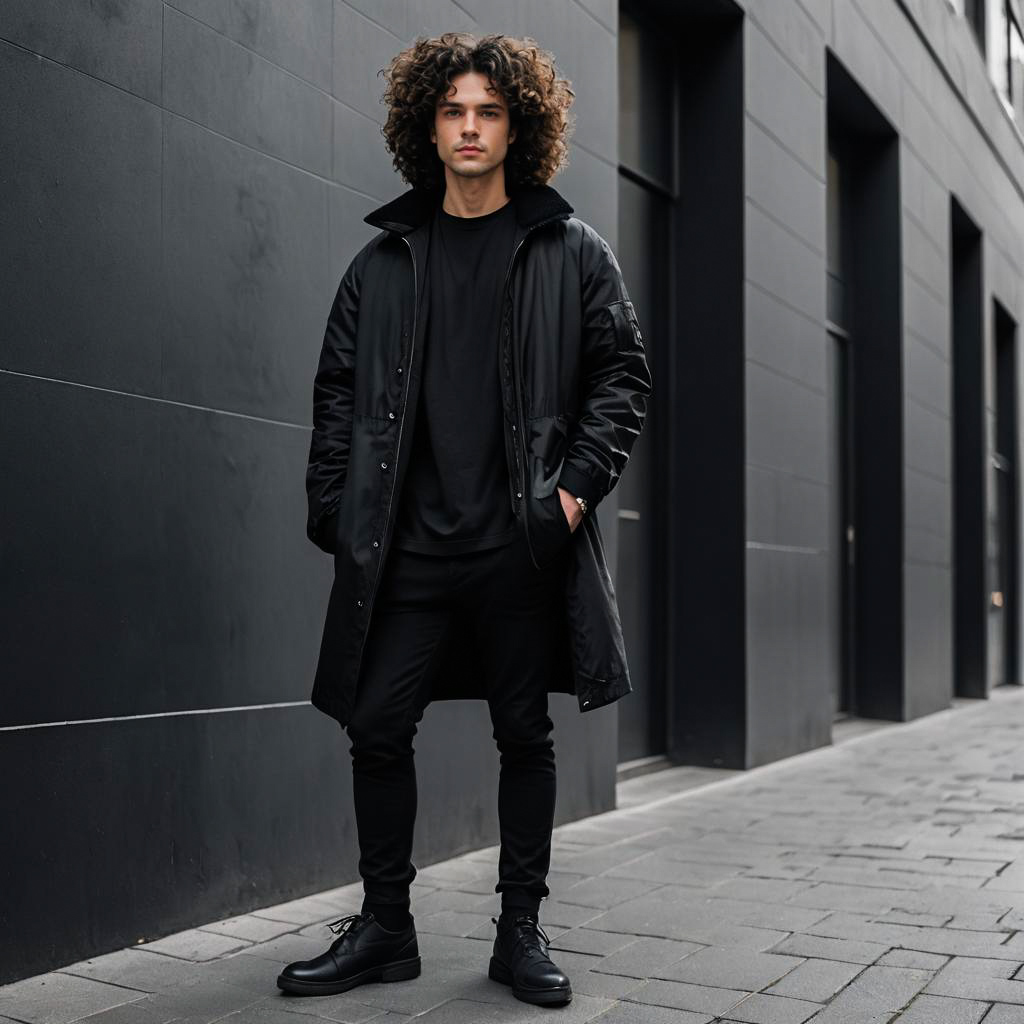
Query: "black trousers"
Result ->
[[345, 529, 569, 916]]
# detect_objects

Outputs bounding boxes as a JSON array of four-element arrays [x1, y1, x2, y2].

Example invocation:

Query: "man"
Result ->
[[278, 32, 652, 1008]]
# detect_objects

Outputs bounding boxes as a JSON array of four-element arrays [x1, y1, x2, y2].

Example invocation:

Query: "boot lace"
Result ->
[[327, 912, 368, 937], [492, 913, 552, 959]]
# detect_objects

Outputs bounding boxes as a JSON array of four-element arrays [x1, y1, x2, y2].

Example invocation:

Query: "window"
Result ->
[[994, 0, 1024, 128], [1009, 5, 1024, 126], [967, 0, 987, 54]]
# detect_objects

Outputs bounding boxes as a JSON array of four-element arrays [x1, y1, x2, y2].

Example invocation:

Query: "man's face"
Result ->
[[430, 70, 516, 181]]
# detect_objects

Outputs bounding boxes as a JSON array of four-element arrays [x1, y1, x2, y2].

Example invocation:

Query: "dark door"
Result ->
[[615, 7, 673, 762], [826, 146, 856, 716], [989, 304, 1019, 688]]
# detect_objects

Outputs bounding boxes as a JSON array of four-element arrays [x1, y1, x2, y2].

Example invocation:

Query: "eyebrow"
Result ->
[[438, 99, 505, 110]]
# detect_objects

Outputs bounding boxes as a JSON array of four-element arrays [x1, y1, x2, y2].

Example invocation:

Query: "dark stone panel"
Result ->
[[746, 118, 826, 253], [161, 113, 331, 424], [0, 373, 327, 727], [163, 4, 332, 177], [576, 0, 616, 32], [744, 283, 828, 394], [344, 0, 408, 39], [0, 40, 162, 392], [155, 400, 329, 714], [905, 394, 951, 483], [746, 463, 829, 552], [0, 0, 162, 102], [905, 563, 954, 718], [405, 0, 478, 37], [0, 673, 612, 983], [746, 19, 823, 174], [745, 200, 825, 323], [332, 1, 402, 120], [745, 547, 832, 767], [744, 0, 824, 92], [165, 0, 333, 93], [746, 361, 829, 486], [327, 182, 387, 287], [905, 334, 951, 418], [563, 0, 617, 164], [332, 101, 399, 200], [551, 145, 618, 244], [0, 706, 355, 984]]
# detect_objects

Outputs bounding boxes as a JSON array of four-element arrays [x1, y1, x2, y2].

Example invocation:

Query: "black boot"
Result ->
[[488, 911, 572, 1006], [276, 911, 420, 996]]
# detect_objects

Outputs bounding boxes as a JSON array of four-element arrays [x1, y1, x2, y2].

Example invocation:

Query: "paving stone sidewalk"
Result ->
[[8, 689, 1024, 1024]]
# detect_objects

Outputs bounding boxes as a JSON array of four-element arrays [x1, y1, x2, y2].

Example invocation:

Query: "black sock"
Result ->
[[363, 901, 412, 932]]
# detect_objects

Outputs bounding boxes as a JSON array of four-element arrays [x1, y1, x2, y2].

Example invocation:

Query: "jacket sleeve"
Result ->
[[556, 224, 653, 512], [305, 250, 363, 554]]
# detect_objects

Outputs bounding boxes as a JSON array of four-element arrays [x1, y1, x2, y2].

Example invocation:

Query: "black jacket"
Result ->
[[305, 181, 652, 728]]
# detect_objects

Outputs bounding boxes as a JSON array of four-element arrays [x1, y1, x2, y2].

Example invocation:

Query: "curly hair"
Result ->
[[379, 32, 575, 191]]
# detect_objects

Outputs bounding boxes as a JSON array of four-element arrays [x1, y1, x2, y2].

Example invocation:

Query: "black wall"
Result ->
[[0, 0, 624, 983]]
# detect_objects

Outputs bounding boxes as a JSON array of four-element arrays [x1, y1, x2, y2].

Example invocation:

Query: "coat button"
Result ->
[[381, 461, 388, 470], [388, 412, 395, 420], [516, 491, 522, 498], [372, 540, 379, 548], [356, 600, 363, 607], [397, 366, 403, 374]]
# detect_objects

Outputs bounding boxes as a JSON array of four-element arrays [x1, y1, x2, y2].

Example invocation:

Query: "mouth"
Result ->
[[458, 147, 482, 153]]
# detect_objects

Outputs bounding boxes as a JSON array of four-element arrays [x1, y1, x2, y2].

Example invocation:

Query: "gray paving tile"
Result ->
[[984, 1006, 1024, 1023], [135, 925, 251, 961], [0, 971, 148, 1024], [875, 951, 948, 971], [584, 1003, 712, 1023], [57, 948, 204, 993], [592, 936, 705, 979], [198, 913, 298, 943], [548, 927, 638, 957], [769, 934, 890, 966], [889, 993, 988, 1023], [622, 978, 750, 1015], [764, 959, 864, 1002], [653, 946, 804, 991], [559, 875, 667, 909], [810, 965, 933, 1018], [724, 991, 821, 1023]]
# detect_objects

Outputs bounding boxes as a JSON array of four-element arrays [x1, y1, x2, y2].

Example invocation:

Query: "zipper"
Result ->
[[499, 213, 567, 571], [355, 233, 419, 669]]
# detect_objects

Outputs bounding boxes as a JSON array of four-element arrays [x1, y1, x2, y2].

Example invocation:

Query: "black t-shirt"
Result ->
[[391, 197, 521, 555]]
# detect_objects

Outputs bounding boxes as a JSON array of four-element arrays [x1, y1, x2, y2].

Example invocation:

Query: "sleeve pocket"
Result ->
[[607, 298, 645, 351]]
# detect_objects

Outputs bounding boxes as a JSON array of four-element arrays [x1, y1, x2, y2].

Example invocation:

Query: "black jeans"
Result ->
[[345, 529, 569, 916]]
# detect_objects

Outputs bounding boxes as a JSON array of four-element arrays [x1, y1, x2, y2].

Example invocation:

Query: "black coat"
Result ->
[[305, 181, 652, 728]]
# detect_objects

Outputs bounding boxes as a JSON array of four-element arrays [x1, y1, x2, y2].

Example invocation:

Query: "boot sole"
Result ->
[[488, 955, 573, 1006], [277, 955, 421, 996]]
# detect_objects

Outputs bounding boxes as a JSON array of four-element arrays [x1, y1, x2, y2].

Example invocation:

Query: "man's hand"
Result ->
[[557, 486, 583, 533]]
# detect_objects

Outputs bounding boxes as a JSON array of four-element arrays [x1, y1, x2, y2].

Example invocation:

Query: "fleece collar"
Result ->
[[364, 181, 574, 234]]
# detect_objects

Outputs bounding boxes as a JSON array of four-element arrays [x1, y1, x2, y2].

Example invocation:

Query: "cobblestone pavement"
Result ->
[[7, 689, 1024, 1024]]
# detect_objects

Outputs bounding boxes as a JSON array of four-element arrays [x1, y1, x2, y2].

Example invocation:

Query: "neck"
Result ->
[[441, 165, 511, 218]]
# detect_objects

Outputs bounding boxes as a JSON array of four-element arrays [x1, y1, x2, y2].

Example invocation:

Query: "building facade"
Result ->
[[2, 0, 1023, 984]]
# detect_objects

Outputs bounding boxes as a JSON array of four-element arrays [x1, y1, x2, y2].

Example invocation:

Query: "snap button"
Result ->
[[516, 491, 522, 498], [397, 366, 403, 374], [372, 540, 379, 548], [381, 461, 388, 470], [356, 600, 363, 607], [388, 412, 395, 420]]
